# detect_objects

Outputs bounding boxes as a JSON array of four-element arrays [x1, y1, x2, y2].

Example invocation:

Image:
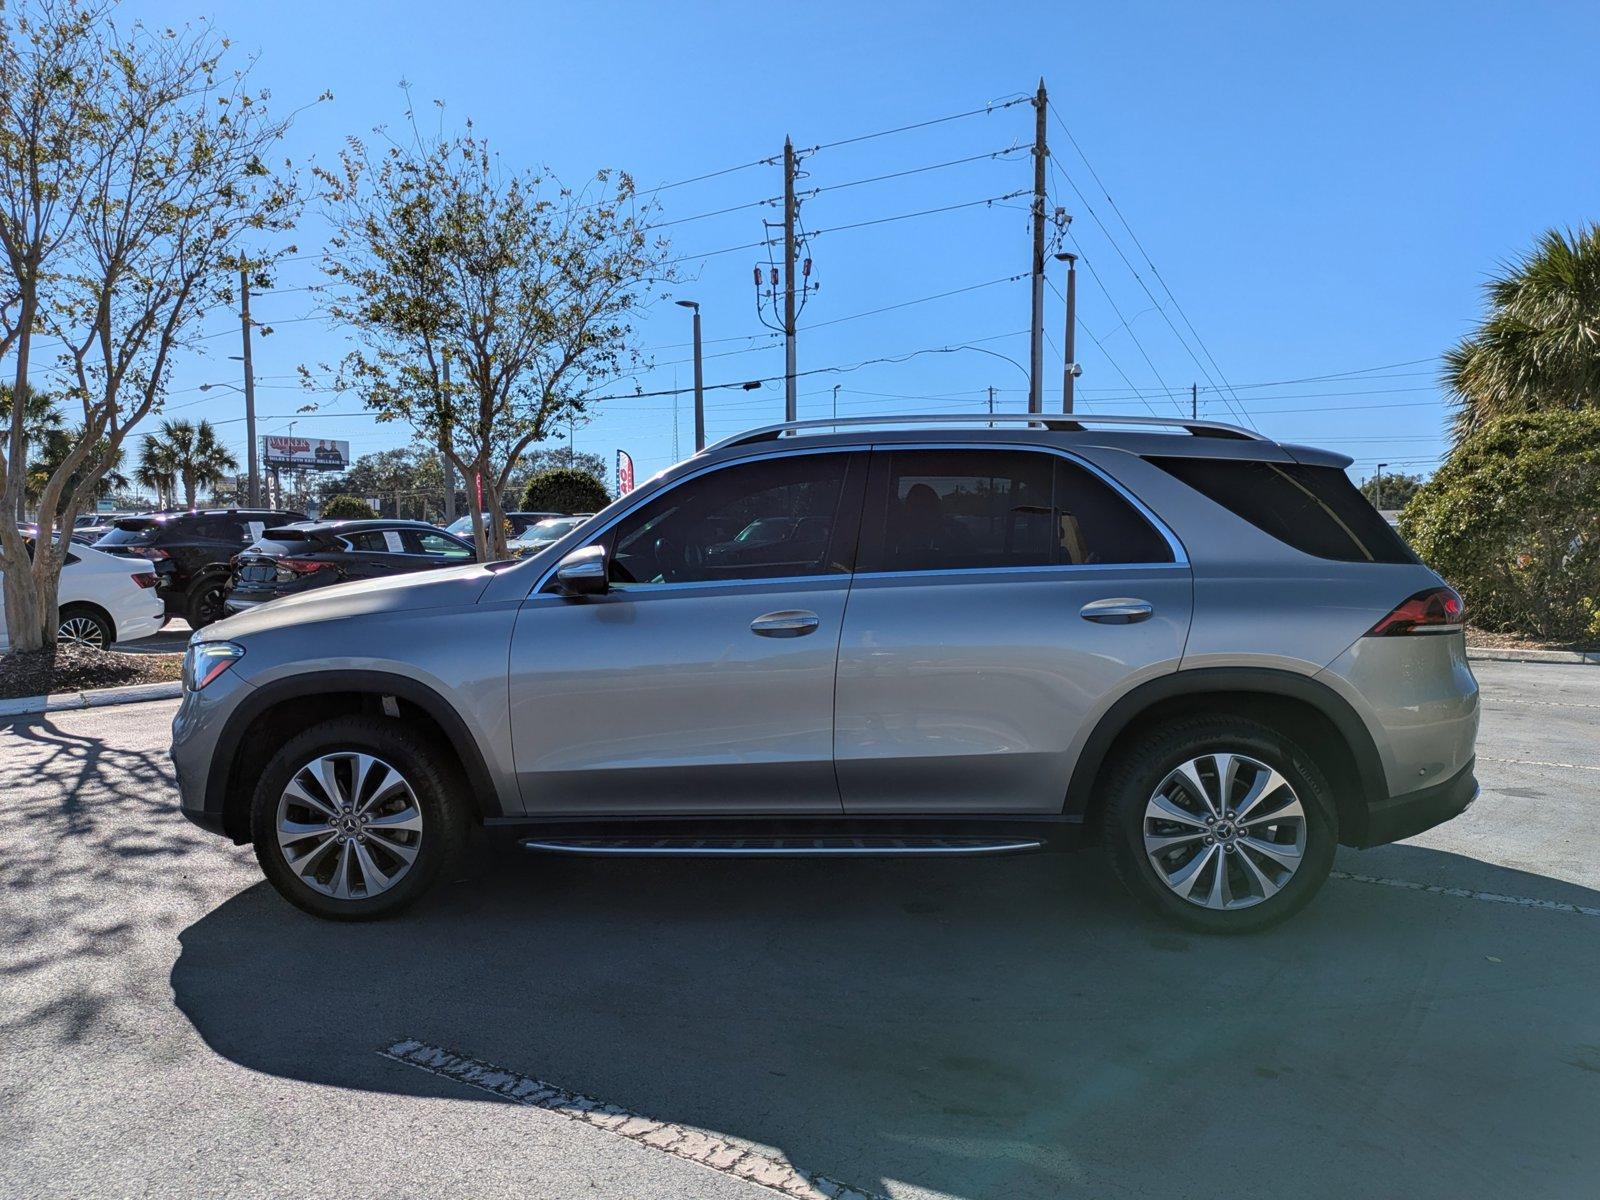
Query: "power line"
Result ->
[[805, 95, 1031, 153], [1048, 109, 1254, 428], [807, 145, 1029, 196], [1051, 257, 1178, 417], [806, 190, 1029, 238]]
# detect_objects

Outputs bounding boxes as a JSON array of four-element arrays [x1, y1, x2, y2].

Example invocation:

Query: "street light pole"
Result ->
[[1374, 462, 1388, 510], [676, 299, 705, 451], [1056, 252, 1078, 413], [239, 268, 259, 507]]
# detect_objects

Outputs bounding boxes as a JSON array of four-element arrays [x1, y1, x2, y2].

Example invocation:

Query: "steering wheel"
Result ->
[[653, 535, 704, 582]]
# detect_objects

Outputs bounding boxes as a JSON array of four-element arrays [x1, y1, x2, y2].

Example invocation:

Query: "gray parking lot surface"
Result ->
[[2, 660, 1598, 1199]]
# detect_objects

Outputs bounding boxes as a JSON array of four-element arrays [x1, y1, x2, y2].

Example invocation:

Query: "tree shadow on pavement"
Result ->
[[170, 843, 1600, 1200]]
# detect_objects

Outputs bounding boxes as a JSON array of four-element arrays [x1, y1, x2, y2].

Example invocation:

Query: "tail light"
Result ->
[[275, 558, 326, 579], [124, 545, 169, 560], [131, 572, 159, 589], [1367, 586, 1464, 636]]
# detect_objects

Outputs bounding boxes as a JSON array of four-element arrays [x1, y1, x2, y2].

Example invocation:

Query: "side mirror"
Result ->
[[554, 544, 608, 596]]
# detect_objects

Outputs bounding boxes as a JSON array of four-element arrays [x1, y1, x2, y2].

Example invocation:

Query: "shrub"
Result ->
[[522, 467, 609, 514], [1400, 411, 1600, 641], [320, 494, 377, 520]]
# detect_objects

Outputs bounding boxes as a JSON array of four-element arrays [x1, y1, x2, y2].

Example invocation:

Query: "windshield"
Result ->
[[94, 521, 161, 546]]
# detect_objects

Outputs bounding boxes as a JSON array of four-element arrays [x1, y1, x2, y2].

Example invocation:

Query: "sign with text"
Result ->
[[262, 436, 350, 472]]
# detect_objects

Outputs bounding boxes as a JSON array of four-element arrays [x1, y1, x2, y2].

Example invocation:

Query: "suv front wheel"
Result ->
[[1101, 715, 1336, 934], [250, 717, 469, 920]]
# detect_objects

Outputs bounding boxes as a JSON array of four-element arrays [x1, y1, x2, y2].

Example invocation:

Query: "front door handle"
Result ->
[[1080, 597, 1153, 625], [751, 610, 820, 637]]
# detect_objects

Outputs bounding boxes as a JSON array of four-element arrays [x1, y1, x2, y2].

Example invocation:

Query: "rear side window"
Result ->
[[341, 531, 390, 553], [861, 448, 1174, 573], [1148, 457, 1415, 564]]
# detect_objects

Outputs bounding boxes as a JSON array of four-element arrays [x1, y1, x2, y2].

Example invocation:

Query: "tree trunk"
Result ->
[[2, 297, 47, 654], [486, 484, 509, 560]]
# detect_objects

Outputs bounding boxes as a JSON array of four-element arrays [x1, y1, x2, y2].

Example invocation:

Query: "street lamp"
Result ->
[[1054, 252, 1081, 413], [675, 300, 705, 451], [1374, 462, 1388, 511], [199, 369, 257, 507]]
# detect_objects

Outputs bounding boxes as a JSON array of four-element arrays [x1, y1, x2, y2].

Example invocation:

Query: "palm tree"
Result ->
[[1445, 223, 1600, 441], [139, 419, 239, 509], [1, 384, 65, 521], [135, 435, 181, 509]]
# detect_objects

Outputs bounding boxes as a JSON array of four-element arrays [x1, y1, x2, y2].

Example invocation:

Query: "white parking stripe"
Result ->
[[1330, 871, 1600, 918], [380, 1039, 884, 1200]]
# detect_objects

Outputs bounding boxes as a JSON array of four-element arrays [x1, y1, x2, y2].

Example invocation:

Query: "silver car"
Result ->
[[170, 414, 1479, 932]]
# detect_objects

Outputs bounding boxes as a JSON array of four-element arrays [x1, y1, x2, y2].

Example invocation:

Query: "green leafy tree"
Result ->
[[0, 1, 310, 651], [314, 97, 671, 559], [135, 437, 180, 510], [1360, 471, 1424, 511], [320, 494, 376, 520], [1400, 410, 1600, 641], [522, 467, 610, 514], [1445, 224, 1600, 442]]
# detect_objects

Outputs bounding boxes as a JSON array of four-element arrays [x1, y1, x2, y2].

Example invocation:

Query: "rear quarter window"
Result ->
[[1147, 456, 1415, 564]]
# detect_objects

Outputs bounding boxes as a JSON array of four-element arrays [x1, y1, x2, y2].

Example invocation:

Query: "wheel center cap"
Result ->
[[1216, 821, 1237, 840]]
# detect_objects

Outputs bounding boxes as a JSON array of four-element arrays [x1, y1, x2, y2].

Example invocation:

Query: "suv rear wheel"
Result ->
[[186, 575, 228, 628], [1101, 715, 1336, 934], [250, 717, 469, 920]]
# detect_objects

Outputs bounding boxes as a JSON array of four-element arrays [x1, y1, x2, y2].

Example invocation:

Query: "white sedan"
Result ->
[[0, 541, 166, 651]]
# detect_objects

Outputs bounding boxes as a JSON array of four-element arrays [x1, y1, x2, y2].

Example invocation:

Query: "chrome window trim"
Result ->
[[529, 444, 864, 595], [528, 438, 1186, 597]]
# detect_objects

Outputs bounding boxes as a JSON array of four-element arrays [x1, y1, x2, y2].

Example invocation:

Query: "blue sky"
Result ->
[[123, 0, 1600, 488]]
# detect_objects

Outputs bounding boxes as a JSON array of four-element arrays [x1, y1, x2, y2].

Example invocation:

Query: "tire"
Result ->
[[186, 575, 228, 629], [250, 716, 470, 921], [1100, 715, 1337, 934], [57, 604, 113, 650]]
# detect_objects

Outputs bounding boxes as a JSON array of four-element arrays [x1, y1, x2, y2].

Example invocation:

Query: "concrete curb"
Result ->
[[1467, 647, 1600, 666], [0, 679, 182, 718]]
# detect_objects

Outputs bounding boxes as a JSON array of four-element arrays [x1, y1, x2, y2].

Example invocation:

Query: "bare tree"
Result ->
[[0, 1, 312, 651], [315, 102, 671, 559]]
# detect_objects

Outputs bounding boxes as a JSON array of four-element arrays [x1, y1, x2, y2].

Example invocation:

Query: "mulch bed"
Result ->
[[0, 644, 183, 700]]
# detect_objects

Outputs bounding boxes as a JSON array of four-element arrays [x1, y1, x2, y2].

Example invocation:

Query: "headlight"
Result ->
[[183, 641, 245, 691]]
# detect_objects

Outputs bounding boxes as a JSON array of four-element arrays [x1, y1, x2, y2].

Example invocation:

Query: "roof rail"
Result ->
[[702, 412, 1266, 454]]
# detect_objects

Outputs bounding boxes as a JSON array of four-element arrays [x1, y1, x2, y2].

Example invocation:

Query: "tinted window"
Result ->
[[406, 531, 473, 558], [1148, 457, 1415, 564], [863, 448, 1173, 573], [341, 531, 390, 553], [604, 453, 855, 585]]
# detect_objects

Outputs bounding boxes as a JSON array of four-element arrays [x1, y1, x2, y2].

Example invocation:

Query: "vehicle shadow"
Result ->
[[171, 843, 1600, 1200]]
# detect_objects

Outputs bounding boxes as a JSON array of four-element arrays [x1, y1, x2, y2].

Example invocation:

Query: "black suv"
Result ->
[[95, 509, 305, 627], [224, 519, 476, 614]]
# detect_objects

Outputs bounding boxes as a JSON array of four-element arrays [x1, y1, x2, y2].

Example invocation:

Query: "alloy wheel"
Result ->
[[275, 752, 424, 900], [57, 616, 107, 649], [1142, 752, 1307, 910]]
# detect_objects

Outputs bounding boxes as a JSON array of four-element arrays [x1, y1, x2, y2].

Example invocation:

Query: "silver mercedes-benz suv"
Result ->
[[169, 414, 1479, 933]]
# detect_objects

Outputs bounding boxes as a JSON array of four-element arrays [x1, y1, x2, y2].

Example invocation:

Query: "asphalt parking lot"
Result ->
[[2, 659, 1598, 1200]]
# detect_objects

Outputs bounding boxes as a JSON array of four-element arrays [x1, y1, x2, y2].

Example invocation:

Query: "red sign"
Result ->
[[617, 450, 635, 496]]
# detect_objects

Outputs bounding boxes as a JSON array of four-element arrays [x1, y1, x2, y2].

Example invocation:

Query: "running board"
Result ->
[[519, 835, 1043, 857]]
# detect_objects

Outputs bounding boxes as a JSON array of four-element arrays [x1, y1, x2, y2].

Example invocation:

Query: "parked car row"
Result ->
[[4, 505, 596, 651]]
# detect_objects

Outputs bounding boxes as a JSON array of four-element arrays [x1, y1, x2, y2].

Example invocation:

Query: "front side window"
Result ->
[[599, 453, 857, 586], [862, 448, 1174, 573]]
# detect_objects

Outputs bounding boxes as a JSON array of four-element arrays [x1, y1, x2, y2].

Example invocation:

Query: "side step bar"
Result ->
[[520, 835, 1043, 857]]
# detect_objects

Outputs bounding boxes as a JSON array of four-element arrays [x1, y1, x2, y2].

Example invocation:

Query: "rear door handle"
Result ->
[[1080, 597, 1153, 624], [751, 610, 820, 637]]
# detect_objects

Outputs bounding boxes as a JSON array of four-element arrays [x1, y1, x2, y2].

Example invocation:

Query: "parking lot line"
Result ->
[[1330, 870, 1600, 918], [1481, 754, 1600, 773], [379, 1039, 884, 1200]]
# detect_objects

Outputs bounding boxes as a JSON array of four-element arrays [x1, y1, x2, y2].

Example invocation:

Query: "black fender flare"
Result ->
[[1062, 667, 1386, 820], [204, 669, 504, 821]]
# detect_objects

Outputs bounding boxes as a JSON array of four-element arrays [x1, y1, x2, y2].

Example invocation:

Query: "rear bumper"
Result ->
[[1352, 757, 1478, 849]]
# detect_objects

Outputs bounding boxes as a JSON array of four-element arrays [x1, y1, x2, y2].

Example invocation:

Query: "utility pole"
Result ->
[[987, 385, 996, 428], [239, 268, 259, 507], [1374, 462, 1388, 510], [1058, 251, 1078, 412], [1028, 79, 1048, 414], [832, 384, 840, 424], [440, 353, 456, 524], [1191, 382, 1198, 420], [783, 135, 798, 422]]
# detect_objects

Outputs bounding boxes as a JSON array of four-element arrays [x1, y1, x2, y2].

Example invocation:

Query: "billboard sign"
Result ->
[[262, 436, 349, 472]]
